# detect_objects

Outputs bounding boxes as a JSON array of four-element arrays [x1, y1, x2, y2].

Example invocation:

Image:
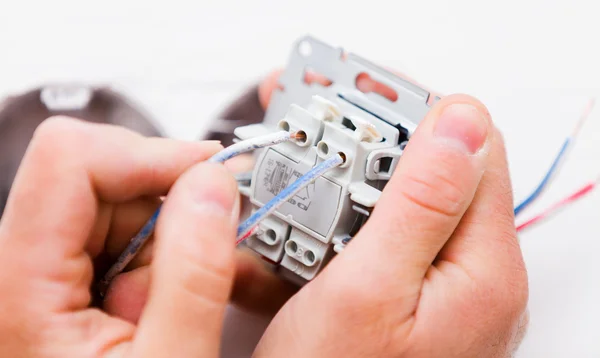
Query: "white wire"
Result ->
[[236, 153, 344, 243], [209, 131, 293, 163]]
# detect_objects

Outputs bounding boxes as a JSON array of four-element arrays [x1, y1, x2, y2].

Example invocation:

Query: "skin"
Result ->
[[0, 70, 528, 357]]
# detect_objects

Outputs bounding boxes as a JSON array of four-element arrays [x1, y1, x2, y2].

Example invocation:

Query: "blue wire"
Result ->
[[99, 132, 293, 294], [237, 154, 344, 240], [513, 138, 570, 216]]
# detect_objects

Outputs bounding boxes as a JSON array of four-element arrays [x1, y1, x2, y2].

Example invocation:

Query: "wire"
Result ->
[[236, 226, 259, 245], [513, 139, 569, 216], [236, 153, 345, 245], [210, 131, 304, 163], [516, 178, 599, 232], [98, 130, 301, 294], [514, 99, 595, 216]]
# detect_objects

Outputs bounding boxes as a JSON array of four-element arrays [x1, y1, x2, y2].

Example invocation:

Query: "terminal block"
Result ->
[[234, 36, 437, 285]]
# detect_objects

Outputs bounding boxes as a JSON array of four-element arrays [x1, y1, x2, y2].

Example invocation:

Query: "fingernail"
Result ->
[[433, 103, 488, 154]]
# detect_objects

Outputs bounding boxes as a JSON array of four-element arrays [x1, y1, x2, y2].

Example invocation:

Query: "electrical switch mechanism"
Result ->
[[234, 36, 438, 285]]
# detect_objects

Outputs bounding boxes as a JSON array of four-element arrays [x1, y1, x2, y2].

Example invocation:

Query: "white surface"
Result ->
[[2, 1, 600, 356]]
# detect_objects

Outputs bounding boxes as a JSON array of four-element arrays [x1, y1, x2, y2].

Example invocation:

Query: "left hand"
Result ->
[[0, 117, 294, 357]]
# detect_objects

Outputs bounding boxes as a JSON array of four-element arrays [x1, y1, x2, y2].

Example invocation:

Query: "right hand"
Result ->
[[253, 92, 529, 357]]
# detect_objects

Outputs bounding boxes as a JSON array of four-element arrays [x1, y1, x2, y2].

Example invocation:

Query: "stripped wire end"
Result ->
[[571, 98, 596, 138], [290, 130, 307, 143], [514, 98, 596, 217], [236, 226, 260, 246]]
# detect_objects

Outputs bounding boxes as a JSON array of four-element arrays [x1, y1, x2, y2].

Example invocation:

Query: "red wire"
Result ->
[[235, 227, 257, 246], [516, 182, 596, 232]]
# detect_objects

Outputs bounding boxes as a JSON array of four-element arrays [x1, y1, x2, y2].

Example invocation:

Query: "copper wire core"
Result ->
[[292, 130, 307, 142]]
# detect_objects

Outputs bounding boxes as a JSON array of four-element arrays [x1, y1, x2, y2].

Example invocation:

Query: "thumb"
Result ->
[[131, 163, 239, 357], [332, 94, 493, 287]]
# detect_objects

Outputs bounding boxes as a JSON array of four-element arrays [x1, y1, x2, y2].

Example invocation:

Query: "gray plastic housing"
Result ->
[[234, 36, 436, 285]]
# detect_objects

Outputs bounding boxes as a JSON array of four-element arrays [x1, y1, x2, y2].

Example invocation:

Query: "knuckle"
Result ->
[[31, 116, 87, 154], [124, 157, 161, 190], [34, 116, 81, 139]]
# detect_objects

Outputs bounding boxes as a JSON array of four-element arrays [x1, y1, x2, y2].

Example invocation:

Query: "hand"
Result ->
[[0, 117, 294, 357], [252, 74, 529, 357]]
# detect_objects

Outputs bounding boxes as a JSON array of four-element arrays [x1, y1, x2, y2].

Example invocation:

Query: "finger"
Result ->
[[405, 128, 528, 356], [258, 69, 283, 109], [91, 198, 159, 298], [88, 202, 114, 258], [103, 265, 151, 324], [431, 127, 528, 340], [43, 309, 136, 357], [129, 244, 298, 312], [104, 249, 297, 324], [102, 183, 290, 321], [223, 154, 254, 218], [335, 95, 493, 287], [0, 117, 222, 312], [132, 163, 239, 357], [101, 152, 253, 273], [223, 154, 255, 174], [438, 128, 524, 275]]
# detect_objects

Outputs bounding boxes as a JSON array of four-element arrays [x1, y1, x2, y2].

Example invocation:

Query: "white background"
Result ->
[[2, 1, 600, 356]]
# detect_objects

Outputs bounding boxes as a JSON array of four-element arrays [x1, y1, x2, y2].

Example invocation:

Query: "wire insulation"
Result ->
[[210, 131, 297, 163], [513, 139, 570, 216], [98, 131, 296, 294], [236, 153, 345, 244], [516, 181, 597, 232], [514, 99, 595, 216]]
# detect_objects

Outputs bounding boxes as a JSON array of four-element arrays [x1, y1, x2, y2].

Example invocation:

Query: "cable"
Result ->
[[514, 99, 595, 216], [236, 153, 345, 245], [513, 139, 569, 216], [210, 131, 304, 163], [98, 130, 303, 294], [516, 177, 599, 232]]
